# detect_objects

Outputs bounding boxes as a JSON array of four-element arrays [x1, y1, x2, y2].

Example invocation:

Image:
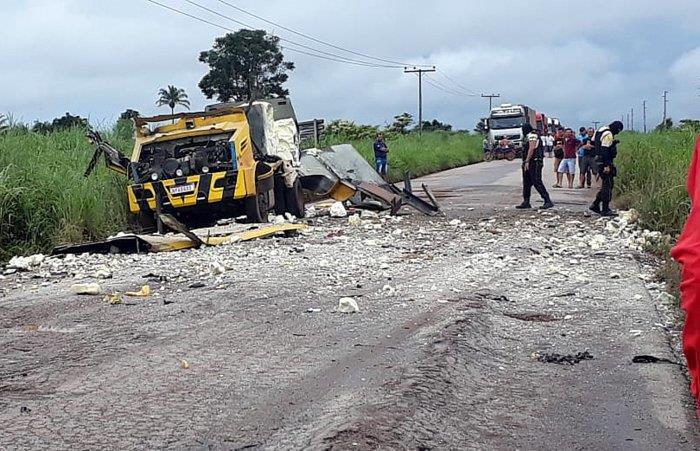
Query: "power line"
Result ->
[[144, 0, 401, 68], [435, 70, 478, 96], [213, 0, 429, 68], [182, 0, 401, 68], [424, 75, 475, 98]]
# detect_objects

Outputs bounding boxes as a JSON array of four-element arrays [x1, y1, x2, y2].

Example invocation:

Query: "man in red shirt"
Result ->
[[555, 128, 580, 189]]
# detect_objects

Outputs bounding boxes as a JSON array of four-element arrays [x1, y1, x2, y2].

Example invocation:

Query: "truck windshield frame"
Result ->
[[489, 116, 525, 130]]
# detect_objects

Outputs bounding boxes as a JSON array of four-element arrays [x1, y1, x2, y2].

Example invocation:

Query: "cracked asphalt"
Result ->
[[1, 160, 698, 450]]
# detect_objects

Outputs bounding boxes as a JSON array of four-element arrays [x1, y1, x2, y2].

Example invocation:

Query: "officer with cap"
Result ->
[[590, 120, 624, 216], [516, 123, 554, 210]]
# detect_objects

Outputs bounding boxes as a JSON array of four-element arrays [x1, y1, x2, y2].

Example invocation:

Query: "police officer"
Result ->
[[516, 124, 554, 210], [589, 120, 624, 216]]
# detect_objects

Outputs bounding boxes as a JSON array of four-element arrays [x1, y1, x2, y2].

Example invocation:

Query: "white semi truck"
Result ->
[[484, 103, 537, 156]]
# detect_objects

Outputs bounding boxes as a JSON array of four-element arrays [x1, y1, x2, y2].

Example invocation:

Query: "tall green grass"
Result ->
[[319, 131, 484, 182], [615, 130, 696, 235], [0, 127, 131, 261]]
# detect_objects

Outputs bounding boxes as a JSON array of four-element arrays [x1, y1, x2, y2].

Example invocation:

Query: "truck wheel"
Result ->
[[284, 178, 305, 218], [245, 190, 271, 223]]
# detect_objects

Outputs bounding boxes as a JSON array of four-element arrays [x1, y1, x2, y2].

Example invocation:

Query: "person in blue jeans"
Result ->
[[373, 133, 389, 179]]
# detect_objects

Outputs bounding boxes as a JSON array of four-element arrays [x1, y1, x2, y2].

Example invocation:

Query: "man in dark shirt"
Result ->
[[516, 124, 554, 210], [373, 133, 389, 179], [590, 121, 624, 216]]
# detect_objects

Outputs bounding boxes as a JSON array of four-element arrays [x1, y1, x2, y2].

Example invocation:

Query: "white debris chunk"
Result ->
[[211, 262, 226, 276], [70, 283, 102, 295], [360, 210, 379, 219], [7, 254, 45, 271], [329, 202, 348, 218], [93, 266, 113, 279], [338, 297, 360, 313], [347, 214, 362, 227]]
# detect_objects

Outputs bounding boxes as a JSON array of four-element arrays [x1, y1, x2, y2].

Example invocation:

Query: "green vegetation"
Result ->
[[0, 126, 131, 261], [319, 131, 484, 183], [615, 129, 696, 236]]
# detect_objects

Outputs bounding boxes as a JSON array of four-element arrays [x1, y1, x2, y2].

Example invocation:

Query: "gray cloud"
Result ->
[[1, 0, 699, 130]]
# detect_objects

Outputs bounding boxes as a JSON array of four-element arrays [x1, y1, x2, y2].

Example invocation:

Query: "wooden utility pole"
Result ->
[[404, 66, 436, 135], [642, 100, 647, 133], [480, 93, 501, 112], [592, 121, 600, 129]]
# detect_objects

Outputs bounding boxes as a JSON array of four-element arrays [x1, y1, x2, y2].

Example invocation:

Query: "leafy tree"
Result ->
[[389, 112, 413, 134], [325, 120, 379, 140], [679, 119, 700, 132], [119, 109, 140, 120], [156, 85, 190, 117], [655, 118, 673, 132], [32, 113, 88, 134], [198, 29, 294, 102], [474, 118, 488, 135], [420, 119, 452, 132]]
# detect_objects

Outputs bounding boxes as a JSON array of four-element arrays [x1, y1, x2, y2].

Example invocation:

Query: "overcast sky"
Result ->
[[2, 0, 699, 130]]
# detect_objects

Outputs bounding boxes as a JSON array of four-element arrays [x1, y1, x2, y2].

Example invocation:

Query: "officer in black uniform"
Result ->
[[590, 120, 624, 216], [516, 124, 554, 209]]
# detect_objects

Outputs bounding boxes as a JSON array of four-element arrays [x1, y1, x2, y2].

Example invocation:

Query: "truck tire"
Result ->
[[283, 177, 305, 218], [245, 190, 271, 223]]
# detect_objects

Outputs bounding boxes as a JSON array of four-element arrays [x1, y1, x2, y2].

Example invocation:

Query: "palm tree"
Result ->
[[156, 85, 191, 120], [0, 114, 8, 133]]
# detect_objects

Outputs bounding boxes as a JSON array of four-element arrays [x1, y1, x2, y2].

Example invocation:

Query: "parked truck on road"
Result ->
[[483, 103, 537, 159]]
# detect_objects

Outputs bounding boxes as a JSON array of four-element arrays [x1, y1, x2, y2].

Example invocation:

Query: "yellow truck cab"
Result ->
[[88, 98, 305, 232]]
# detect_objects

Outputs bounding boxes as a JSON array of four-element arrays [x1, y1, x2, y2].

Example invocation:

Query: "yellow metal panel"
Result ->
[[208, 171, 226, 202], [330, 181, 357, 202], [161, 176, 200, 208]]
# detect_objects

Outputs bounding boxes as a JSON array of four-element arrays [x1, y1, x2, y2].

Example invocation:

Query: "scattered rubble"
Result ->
[[70, 283, 102, 295], [329, 202, 348, 218], [535, 351, 594, 365], [338, 297, 360, 313]]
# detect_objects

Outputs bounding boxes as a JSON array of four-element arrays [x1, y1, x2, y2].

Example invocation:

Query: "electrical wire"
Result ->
[[424, 75, 475, 98], [145, 0, 401, 68], [436, 70, 478, 96], [213, 0, 431, 68]]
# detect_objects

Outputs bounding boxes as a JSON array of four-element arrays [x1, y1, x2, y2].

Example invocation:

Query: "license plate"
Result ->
[[170, 183, 195, 195]]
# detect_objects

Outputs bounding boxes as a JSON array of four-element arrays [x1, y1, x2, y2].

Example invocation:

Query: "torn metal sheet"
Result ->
[[356, 182, 402, 215], [51, 223, 307, 256]]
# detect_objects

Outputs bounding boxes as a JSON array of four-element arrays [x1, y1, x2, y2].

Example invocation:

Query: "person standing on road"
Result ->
[[543, 132, 554, 158], [556, 128, 580, 189], [552, 132, 564, 180], [516, 124, 554, 210], [373, 132, 389, 180], [589, 121, 624, 216], [578, 127, 595, 188]]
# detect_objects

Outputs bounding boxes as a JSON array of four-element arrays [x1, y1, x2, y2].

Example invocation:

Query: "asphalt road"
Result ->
[[1, 159, 698, 450]]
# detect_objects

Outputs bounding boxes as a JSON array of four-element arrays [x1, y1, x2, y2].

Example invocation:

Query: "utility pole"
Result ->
[[626, 113, 629, 131], [404, 66, 436, 135], [631, 107, 634, 132], [642, 100, 647, 133], [592, 121, 600, 129], [662, 90, 669, 125], [480, 93, 501, 112]]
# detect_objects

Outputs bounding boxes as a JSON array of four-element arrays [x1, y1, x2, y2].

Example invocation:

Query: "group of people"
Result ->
[[541, 127, 598, 189], [518, 120, 625, 216]]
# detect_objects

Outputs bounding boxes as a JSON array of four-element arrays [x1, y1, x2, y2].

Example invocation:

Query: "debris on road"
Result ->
[[534, 351, 594, 365], [70, 283, 102, 295], [7, 254, 45, 271], [329, 202, 348, 218], [632, 355, 678, 365], [125, 285, 151, 297], [179, 359, 190, 369], [338, 297, 360, 313]]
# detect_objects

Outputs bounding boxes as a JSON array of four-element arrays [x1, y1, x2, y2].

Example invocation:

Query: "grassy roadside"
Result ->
[[0, 127, 130, 261], [318, 131, 484, 183], [614, 129, 697, 296], [615, 130, 695, 235]]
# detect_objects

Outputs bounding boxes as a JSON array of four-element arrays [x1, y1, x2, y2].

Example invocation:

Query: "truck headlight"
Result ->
[[150, 173, 159, 181], [202, 166, 210, 174], [175, 169, 184, 177]]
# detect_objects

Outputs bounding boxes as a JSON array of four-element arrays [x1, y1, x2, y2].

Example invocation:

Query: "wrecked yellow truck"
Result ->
[[86, 98, 305, 231]]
